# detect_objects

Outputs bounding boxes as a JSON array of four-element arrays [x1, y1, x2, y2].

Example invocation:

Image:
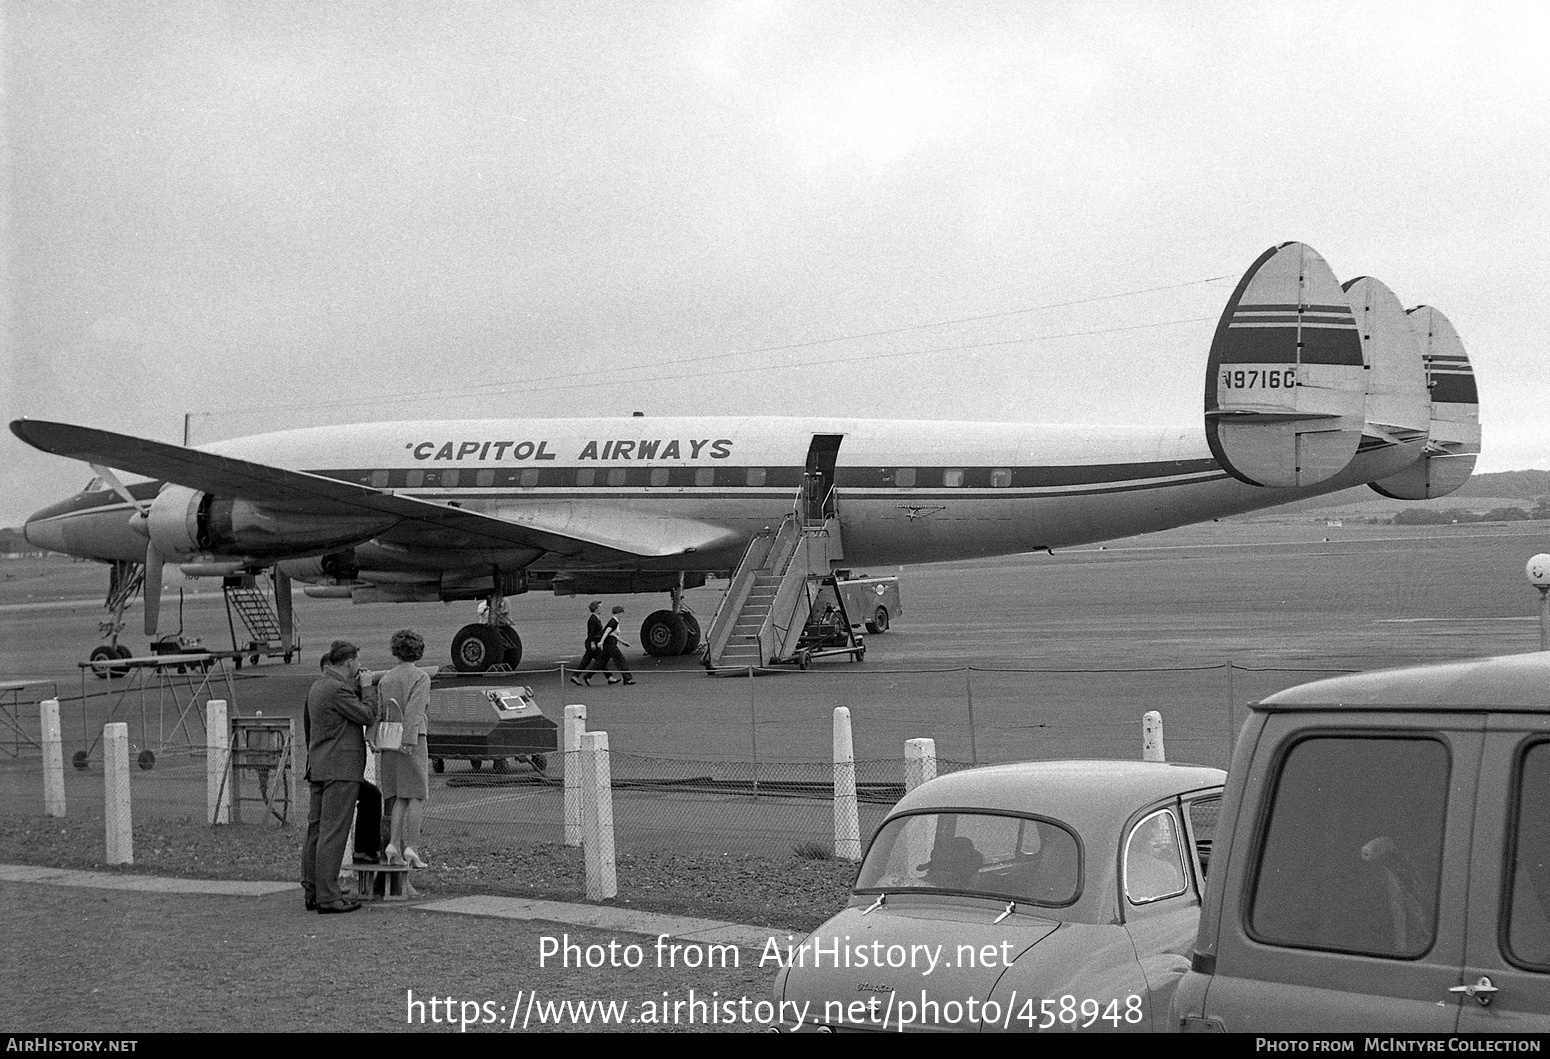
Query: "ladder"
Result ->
[[703, 490, 845, 671]]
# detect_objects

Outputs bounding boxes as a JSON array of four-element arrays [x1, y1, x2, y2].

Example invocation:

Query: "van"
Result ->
[[1172, 652, 1550, 1032]]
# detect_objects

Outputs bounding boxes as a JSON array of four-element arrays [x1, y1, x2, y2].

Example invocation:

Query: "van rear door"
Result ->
[[1456, 722, 1550, 1031], [1197, 712, 1480, 1031]]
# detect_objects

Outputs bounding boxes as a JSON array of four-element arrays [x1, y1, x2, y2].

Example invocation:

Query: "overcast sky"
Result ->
[[3, 1, 1546, 526]]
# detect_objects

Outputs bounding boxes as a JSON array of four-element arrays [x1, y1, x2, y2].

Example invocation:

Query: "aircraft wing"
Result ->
[[9, 419, 732, 561]]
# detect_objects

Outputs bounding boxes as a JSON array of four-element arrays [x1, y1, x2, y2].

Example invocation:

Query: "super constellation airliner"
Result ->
[[12, 242, 1481, 672]]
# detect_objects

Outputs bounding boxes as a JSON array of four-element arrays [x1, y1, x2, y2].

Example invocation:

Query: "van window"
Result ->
[[896, 468, 916, 488], [1249, 736, 1448, 959], [1506, 741, 1550, 970], [943, 468, 965, 487]]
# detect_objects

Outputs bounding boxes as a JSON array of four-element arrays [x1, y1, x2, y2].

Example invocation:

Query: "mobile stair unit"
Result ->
[[702, 490, 857, 672], [222, 570, 300, 666]]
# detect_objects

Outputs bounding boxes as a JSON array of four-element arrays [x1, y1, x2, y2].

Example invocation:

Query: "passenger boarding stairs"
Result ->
[[703, 491, 844, 672], [223, 572, 299, 664]]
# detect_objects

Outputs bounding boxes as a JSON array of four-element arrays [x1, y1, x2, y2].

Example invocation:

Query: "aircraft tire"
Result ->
[[452, 624, 504, 672], [641, 610, 688, 656], [497, 625, 523, 669], [89, 645, 116, 680], [678, 612, 702, 654]]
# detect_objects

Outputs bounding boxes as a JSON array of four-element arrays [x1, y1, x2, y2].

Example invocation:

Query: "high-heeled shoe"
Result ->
[[403, 847, 428, 869], [384, 843, 406, 866]]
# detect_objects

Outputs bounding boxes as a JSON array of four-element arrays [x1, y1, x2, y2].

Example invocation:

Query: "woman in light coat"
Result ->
[[376, 628, 432, 870]]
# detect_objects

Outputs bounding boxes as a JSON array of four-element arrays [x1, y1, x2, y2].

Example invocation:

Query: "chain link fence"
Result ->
[[0, 660, 1358, 863]]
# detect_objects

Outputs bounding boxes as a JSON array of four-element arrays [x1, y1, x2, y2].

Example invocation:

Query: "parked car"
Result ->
[[1172, 651, 1550, 1032], [773, 760, 1226, 1032]]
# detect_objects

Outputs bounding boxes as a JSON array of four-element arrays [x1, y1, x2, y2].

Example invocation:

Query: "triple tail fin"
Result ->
[[1204, 242, 1366, 488], [1369, 307, 1480, 500]]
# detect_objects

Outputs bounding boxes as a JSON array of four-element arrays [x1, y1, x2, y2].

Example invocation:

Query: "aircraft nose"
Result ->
[[22, 508, 67, 553]]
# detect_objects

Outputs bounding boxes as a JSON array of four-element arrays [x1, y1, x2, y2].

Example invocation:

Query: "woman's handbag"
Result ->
[[370, 697, 405, 752]]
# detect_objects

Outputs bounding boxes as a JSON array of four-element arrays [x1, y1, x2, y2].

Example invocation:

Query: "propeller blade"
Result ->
[[143, 544, 164, 636], [91, 463, 148, 511]]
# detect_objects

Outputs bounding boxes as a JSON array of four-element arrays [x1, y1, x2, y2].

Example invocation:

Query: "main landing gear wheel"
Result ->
[[678, 611, 701, 654], [641, 610, 688, 656], [865, 607, 890, 634], [452, 624, 505, 673], [89, 645, 131, 680], [497, 625, 523, 669]]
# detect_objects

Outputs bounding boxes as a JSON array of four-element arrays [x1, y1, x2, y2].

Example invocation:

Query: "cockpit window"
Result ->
[[855, 811, 1080, 906]]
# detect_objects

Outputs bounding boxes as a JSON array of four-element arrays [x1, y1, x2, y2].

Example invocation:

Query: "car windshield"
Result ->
[[855, 811, 1081, 906]]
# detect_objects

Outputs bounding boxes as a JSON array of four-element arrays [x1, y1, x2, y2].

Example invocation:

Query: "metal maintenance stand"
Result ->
[[74, 653, 240, 770], [0, 681, 58, 757]]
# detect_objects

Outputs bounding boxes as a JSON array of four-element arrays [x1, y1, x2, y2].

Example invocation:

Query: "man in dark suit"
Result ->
[[301, 640, 379, 913]]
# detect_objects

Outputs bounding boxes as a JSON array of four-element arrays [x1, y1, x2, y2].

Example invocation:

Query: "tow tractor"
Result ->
[[774, 575, 867, 669]]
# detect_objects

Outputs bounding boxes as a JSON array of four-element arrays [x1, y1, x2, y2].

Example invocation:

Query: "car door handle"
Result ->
[[1447, 976, 1498, 1006]]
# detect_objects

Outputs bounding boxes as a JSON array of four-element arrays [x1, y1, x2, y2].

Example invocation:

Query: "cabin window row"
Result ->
[[359, 467, 804, 489], [879, 468, 1014, 488], [356, 466, 1019, 490]]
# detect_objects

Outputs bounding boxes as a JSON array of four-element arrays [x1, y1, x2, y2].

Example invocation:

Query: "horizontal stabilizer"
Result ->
[[1205, 243, 1366, 488], [1370, 307, 1480, 500]]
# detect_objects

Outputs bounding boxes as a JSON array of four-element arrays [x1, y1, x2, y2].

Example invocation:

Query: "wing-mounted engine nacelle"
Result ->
[[143, 485, 394, 560], [277, 550, 361, 584]]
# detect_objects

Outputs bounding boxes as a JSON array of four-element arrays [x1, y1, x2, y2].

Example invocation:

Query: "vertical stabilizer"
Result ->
[[1205, 243, 1366, 487], [1342, 276, 1430, 443], [1369, 307, 1480, 499]]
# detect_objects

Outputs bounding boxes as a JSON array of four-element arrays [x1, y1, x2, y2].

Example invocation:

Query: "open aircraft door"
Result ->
[[804, 434, 843, 521]]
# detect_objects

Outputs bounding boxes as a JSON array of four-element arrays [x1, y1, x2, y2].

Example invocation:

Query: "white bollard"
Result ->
[[103, 723, 133, 865], [580, 730, 616, 900], [563, 704, 587, 847], [904, 737, 937, 793], [1142, 710, 1166, 762], [206, 699, 230, 825], [41, 699, 65, 817], [833, 707, 861, 861]]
